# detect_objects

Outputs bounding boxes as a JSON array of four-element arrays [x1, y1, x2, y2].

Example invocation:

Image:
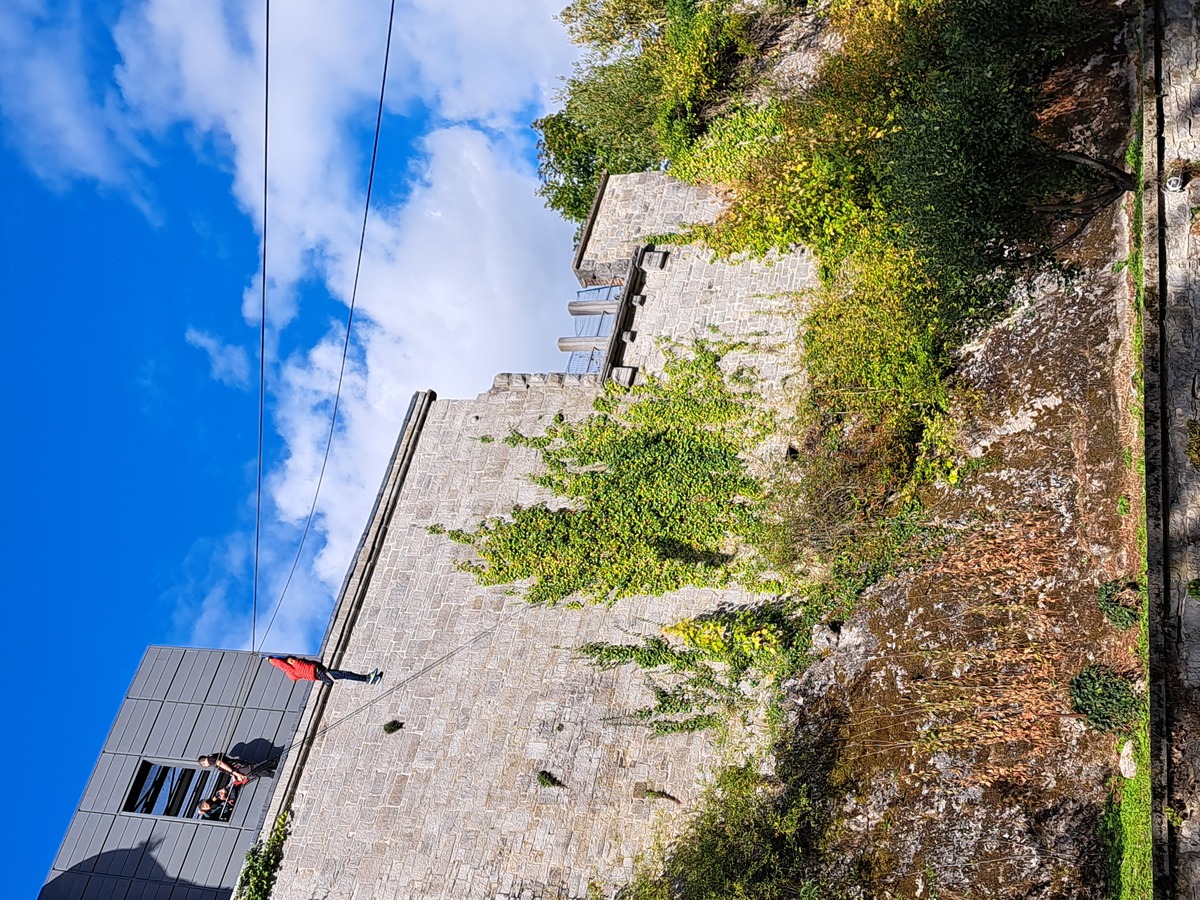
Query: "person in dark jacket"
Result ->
[[197, 753, 251, 785], [198, 787, 236, 821]]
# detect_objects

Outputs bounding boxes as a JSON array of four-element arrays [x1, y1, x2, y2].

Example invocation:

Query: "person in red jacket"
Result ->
[[267, 655, 382, 685]]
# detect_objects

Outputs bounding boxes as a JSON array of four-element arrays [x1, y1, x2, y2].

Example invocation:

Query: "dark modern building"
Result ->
[[40, 647, 311, 900]]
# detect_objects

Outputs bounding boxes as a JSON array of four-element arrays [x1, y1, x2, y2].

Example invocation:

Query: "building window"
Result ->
[[575, 284, 621, 302], [123, 760, 230, 820], [567, 349, 605, 374]]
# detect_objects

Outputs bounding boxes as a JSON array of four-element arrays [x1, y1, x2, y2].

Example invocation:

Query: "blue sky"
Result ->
[[1, 0, 580, 893]]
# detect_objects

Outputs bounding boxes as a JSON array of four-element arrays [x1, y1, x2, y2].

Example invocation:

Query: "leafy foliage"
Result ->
[[801, 239, 948, 433], [535, 0, 767, 221], [577, 604, 805, 733], [682, 103, 875, 261], [653, 0, 753, 161], [696, 0, 1111, 266], [669, 101, 784, 187], [682, 0, 1123, 585], [1096, 580, 1139, 630], [440, 340, 776, 606], [558, 0, 667, 54], [234, 811, 289, 900], [534, 54, 665, 223], [622, 738, 844, 900], [1070, 665, 1139, 733]]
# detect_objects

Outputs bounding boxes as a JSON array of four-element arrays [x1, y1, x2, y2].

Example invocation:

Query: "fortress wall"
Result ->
[[270, 377, 769, 900], [575, 173, 724, 285], [269, 172, 813, 900], [622, 243, 817, 416]]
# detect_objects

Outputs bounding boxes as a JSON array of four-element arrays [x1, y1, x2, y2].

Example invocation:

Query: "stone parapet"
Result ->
[[573, 173, 724, 286]]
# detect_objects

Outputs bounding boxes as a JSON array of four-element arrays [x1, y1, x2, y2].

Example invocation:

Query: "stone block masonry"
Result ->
[[268, 383, 762, 900], [264, 172, 815, 899], [619, 243, 817, 406], [574, 172, 725, 286]]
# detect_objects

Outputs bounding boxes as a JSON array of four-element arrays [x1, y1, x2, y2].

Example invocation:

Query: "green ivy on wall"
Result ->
[[234, 810, 289, 900], [434, 339, 777, 606], [577, 604, 806, 733]]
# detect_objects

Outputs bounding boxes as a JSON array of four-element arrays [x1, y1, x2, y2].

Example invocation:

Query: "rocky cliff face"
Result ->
[[780, 17, 1145, 896]]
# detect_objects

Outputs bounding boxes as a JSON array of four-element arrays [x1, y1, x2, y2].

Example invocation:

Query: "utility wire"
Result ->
[[217, 0, 271, 760], [221, 0, 399, 763], [255, 0, 399, 654], [252, 0, 271, 654]]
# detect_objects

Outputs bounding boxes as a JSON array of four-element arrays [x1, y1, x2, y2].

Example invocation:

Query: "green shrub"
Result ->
[[1096, 581, 1139, 630], [670, 101, 784, 186], [536, 0, 772, 221], [683, 110, 873, 261], [577, 604, 806, 733], [1070, 666, 1139, 733], [623, 754, 837, 900], [801, 240, 948, 433], [235, 811, 289, 900], [558, 0, 668, 54], [653, 0, 752, 162], [534, 53, 665, 222], [438, 340, 778, 606], [537, 770, 566, 787]]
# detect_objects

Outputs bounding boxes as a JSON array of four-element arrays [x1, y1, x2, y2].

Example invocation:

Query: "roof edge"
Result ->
[[571, 171, 611, 280]]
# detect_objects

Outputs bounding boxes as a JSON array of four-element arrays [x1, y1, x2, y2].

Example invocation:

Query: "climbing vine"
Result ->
[[577, 604, 806, 734], [434, 339, 776, 606], [234, 810, 289, 900]]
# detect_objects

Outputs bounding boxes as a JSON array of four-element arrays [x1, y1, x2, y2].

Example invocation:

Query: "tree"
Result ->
[[534, 54, 664, 222], [558, 0, 668, 55]]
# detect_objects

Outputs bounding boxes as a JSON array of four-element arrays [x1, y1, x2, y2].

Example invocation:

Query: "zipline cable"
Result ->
[[254, 0, 399, 655], [252, 0, 271, 655], [215, 0, 272, 761], [214, 0, 398, 763]]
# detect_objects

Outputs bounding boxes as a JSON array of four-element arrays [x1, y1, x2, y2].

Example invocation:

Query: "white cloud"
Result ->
[[382, 0, 573, 125], [116, 1, 577, 650], [265, 126, 579, 595], [3, 0, 583, 654], [185, 327, 252, 388], [0, 0, 145, 190]]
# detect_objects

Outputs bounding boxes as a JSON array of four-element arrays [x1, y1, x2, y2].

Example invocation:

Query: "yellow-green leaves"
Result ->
[[443, 340, 775, 607]]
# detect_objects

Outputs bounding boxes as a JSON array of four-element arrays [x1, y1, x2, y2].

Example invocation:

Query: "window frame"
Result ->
[[122, 759, 233, 822]]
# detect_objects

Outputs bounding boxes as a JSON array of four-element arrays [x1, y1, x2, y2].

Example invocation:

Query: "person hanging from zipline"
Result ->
[[197, 751, 280, 786], [266, 655, 383, 686]]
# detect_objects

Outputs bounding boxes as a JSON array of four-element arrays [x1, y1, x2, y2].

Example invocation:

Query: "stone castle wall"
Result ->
[[574, 173, 724, 286], [619, 242, 816, 416], [266, 173, 817, 899]]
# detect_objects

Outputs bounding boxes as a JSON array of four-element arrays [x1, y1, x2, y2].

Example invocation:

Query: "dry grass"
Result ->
[[842, 514, 1135, 787]]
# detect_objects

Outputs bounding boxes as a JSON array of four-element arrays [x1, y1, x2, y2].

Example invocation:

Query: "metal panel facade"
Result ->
[[41, 647, 312, 900]]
